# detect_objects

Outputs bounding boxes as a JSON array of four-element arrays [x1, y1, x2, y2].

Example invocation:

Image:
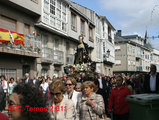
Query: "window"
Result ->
[[24, 24, 30, 35], [80, 19, 85, 35], [96, 37, 101, 59], [0, 68, 16, 80], [89, 26, 93, 42], [103, 42, 105, 53], [115, 60, 121, 65], [42, 35, 47, 48], [0, 15, 16, 32], [56, 1, 61, 19], [50, 0, 56, 15], [66, 42, 69, 54], [54, 39, 59, 50], [115, 46, 121, 51], [71, 12, 77, 31], [43, 0, 67, 32]]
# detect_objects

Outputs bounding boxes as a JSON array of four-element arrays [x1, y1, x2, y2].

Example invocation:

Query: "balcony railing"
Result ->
[[66, 54, 74, 65], [54, 50, 64, 64], [136, 53, 142, 59], [41, 47, 54, 62], [25, 36, 41, 53], [0, 36, 42, 57]]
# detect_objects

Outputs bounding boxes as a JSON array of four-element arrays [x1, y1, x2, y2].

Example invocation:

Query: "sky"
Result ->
[[70, 0, 159, 49]]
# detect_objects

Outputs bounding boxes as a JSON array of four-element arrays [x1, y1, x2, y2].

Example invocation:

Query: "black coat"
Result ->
[[24, 78, 33, 86], [143, 73, 159, 93]]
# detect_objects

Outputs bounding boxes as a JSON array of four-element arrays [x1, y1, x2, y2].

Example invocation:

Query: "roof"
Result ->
[[122, 35, 140, 39], [100, 16, 115, 30]]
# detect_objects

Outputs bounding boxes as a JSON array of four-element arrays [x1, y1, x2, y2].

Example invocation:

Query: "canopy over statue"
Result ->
[[74, 35, 91, 64]]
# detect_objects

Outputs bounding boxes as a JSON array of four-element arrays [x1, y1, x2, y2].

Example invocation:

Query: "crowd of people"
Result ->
[[0, 64, 159, 120]]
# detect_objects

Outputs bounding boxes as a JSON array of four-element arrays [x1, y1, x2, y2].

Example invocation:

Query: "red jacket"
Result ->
[[0, 112, 8, 120], [108, 86, 131, 115]]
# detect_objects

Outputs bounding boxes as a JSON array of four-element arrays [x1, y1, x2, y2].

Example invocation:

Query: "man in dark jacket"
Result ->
[[143, 64, 159, 93], [24, 73, 33, 86], [0, 84, 4, 111]]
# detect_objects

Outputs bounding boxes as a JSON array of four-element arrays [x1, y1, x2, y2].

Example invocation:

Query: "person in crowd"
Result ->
[[93, 80, 106, 102], [8, 83, 50, 120], [0, 83, 4, 112], [76, 81, 105, 120], [75, 82, 82, 92], [125, 79, 133, 94], [0, 84, 8, 119], [1, 75, 8, 111], [64, 78, 82, 108], [40, 78, 49, 94], [62, 73, 67, 83], [143, 64, 159, 93], [38, 76, 42, 85], [16, 77, 20, 84], [79, 72, 87, 83], [95, 73, 107, 113], [5, 75, 9, 85], [108, 75, 131, 120], [0, 112, 8, 120], [140, 74, 145, 93], [48, 80, 75, 120], [24, 73, 33, 86], [112, 82, 116, 89], [106, 76, 112, 99], [33, 75, 40, 87], [52, 75, 56, 82], [8, 77, 17, 97], [135, 74, 143, 94], [46, 76, 52, 85]]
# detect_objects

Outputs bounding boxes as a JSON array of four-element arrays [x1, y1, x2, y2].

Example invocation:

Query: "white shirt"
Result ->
[[25, 78, 29, 84], [150, 73, 157, 92], [2, 80, 8, 93], [40, 82, 49, 94], [98, 77, 103, 89]]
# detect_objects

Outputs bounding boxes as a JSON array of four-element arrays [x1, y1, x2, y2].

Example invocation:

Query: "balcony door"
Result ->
[[22, 65, 30, 77]]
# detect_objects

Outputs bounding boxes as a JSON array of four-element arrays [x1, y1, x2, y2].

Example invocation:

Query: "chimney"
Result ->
[[116, 30, 122, 37]]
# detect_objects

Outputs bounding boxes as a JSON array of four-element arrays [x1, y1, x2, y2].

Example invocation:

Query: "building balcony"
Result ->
[[136, 53, 142, 59], [0, 36, 42, 58], [41, 47, 54, 63], [103, 54, 115, 65], [66, 53, 74, 65], [54, 50, 64, 64]]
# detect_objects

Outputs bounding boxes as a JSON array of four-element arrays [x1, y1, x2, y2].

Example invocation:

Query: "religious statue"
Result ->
[[74, 35, 90, 64]]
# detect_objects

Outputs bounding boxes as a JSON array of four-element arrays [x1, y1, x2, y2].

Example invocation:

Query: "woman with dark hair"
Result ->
[[8, 83, 50, 120], [8, 77, 17, 97]]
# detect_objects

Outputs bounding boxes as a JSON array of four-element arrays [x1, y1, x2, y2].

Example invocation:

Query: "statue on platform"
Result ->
[[74, 35, 90, 64]]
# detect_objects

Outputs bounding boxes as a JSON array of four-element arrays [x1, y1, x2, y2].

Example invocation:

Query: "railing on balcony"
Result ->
[[0, 36, 42, 57], [25, 36, 41, 53], [103, 54, 115, 64], [54, 50, 64, 64], [136, 53, 142, 59], [66, 54, 74, 65], [41, 47, 54, 62]]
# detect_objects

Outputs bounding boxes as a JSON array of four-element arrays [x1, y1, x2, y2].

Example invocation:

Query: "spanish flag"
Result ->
[[0, 28, 25, 46]]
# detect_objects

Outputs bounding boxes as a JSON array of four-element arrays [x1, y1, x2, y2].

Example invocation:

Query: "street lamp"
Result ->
[[107, 49, 110, 58]]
